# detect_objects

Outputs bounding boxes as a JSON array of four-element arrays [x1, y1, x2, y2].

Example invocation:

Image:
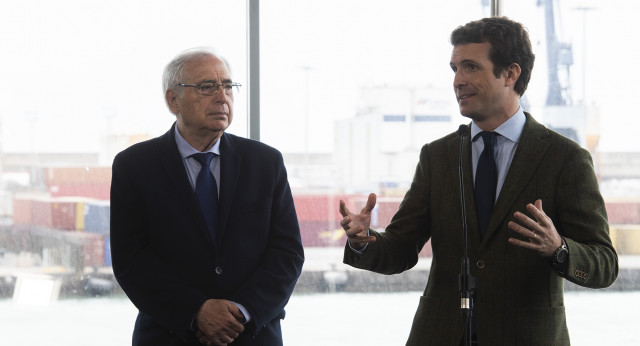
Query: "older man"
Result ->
[[111, 48, 304, 346]]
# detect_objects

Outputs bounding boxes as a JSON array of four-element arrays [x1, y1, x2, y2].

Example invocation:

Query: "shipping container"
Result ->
[[293, 194, 355, 222], [83, 200, 110, 235], [34, 228, 106, 269], [45, 167, 112, 185], [12, 195, 35, 225], [606, 202, 640, 224], [12, 195, 100, 231], [104, 236, 111, 267], [50, 183, 110, 200], [62, 231, 106, 268], [299, 220, 344, 247]]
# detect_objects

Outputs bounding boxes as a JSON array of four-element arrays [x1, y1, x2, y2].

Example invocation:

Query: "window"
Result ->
[[1, 0, 638, 345], [261, 0, 640, 344], [0, 1, 247, 344]]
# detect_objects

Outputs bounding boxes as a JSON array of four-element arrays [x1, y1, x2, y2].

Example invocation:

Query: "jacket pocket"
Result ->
[[406, 295, 459, 346], [517, 306, 569, 345]]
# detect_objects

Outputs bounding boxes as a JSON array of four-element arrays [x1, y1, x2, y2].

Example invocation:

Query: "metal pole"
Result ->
[[247, 0, 260, 141], [491, 0, 501, 17], [574, 7, 594, 104]]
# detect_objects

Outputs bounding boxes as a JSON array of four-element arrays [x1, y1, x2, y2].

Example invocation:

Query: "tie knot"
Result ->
[[478, 131, 495, 148], [191, 152, 215, 167]]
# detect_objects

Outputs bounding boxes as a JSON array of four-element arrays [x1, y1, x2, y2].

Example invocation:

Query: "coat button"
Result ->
[[476, 260, 485, 269], [215, 267, 223, 274]]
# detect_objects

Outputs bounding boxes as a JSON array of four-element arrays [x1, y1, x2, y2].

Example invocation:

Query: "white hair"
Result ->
[[162, 47, 232, 96]]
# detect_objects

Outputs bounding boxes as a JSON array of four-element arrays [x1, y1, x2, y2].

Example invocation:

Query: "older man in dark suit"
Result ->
[[110, 48, 304, 346], [339, 17, 617, 345]]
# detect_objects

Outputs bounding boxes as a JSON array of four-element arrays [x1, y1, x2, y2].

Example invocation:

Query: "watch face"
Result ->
[[556, 248, 568, 263]]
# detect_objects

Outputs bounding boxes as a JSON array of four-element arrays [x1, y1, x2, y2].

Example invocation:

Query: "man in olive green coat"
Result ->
[[339, 17, 618, 345]]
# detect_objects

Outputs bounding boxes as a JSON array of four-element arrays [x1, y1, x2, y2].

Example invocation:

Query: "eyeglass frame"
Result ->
[[177, 81, 242, 96]]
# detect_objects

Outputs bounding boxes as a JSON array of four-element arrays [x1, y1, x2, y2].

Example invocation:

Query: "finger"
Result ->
[[508, 220, 536, 238], [512, 212, 535, 230], [535, 199, 542, 211], [514, 210, 547, 235], [197, 331, 208, 344], [339, 215, 351, 228], [346, 227, 376, 243], [339, 200, 350, 217], [508, 237, 536, 250], [360, 193, 377, 214], [347, 230, 377, 241], [214, 335, 234, 345], [230, 307, 245, 323], [345, 225, 366, 237], [228, 318, 245, 333], [227, 303, 243, 319], [526, 200, 550, 225], [349, 235, 377, 246]]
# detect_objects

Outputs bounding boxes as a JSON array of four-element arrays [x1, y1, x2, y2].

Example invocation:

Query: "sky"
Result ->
[[1, 0, 638, 160]]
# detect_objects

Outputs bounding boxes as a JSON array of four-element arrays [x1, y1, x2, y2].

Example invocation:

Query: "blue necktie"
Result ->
[[474, 131, 497, 237], [191, 152, 218, 243]]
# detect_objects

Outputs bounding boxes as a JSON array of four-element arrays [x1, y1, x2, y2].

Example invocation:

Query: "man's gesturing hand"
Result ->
[[507, 199, 563, 258], [339, 193, 378, 250]]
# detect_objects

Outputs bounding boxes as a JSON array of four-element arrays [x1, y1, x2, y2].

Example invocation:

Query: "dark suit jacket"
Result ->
[[344, 114, 618, 345], [110, 125, 304, 345]]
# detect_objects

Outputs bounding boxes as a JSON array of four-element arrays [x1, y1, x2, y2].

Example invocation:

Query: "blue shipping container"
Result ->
[[104, 236, 112, 267], [84, 200, 110, 234]]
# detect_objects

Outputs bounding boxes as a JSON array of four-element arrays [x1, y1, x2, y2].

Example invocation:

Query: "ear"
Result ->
[[504, 63, 522, 88], [165, 89, 180, 115]]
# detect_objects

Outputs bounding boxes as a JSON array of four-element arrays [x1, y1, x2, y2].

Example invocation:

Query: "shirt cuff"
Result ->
[[348, 229, 371, 254], [232, 302, 251, 324]]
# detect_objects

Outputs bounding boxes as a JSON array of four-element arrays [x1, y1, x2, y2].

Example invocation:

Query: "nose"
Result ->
[[211, 88, 228, 103], [453, 71, 466, 90]]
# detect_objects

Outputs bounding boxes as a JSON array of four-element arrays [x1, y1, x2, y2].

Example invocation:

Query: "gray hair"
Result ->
[[162, 47, 232, 96]]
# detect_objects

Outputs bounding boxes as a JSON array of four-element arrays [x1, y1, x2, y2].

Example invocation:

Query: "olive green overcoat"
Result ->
[[344, 114, 618, 345]]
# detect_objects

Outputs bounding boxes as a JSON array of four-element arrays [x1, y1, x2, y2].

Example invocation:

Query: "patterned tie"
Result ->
[[474, 131, 497, 237], [191, 152, 218, 243]]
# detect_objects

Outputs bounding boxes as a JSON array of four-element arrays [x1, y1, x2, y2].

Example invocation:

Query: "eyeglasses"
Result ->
[[177, 81, 241, 96]]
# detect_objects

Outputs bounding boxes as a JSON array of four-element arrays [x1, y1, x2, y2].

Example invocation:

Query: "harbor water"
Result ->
[[1, 290, 638, 345]]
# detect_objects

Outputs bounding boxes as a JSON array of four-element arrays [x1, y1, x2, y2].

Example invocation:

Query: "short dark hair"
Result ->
[[450, 17, 535, 97]]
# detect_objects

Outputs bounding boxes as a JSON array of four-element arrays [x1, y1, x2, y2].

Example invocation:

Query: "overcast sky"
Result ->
[[1, 0, 637, 158]]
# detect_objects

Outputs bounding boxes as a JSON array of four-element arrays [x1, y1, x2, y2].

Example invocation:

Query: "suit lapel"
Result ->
[[157, 124, 213, 245], [217, 133, 242, 246], [483, 113, 550, 241], [446, 127, 482, 247]]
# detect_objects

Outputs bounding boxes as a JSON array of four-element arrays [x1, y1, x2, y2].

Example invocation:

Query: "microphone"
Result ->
[[457, 124, 469, 237], [457, 124, 475, 346], [457, 124, 469, 138]]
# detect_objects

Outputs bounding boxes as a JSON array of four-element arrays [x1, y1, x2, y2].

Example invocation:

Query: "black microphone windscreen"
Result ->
[[457, 125, 469, 137]]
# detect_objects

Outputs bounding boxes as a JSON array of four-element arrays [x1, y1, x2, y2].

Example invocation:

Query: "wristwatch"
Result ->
[[550, 237, 569, 273]]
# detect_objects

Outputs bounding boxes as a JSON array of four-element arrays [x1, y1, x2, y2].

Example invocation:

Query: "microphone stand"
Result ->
[[457, 125, 475, 346]]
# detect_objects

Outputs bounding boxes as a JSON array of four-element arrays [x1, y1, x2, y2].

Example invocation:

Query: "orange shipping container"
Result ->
[[12, 196, 35, 225], [13, 195, 96, 231], [293, 194, 355, 222]]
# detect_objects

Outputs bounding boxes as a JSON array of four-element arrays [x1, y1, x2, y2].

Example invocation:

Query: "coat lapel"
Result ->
[[446, 126, 482, 247], [157, 124, 213, 246], [482, 113, 550, 241], [217, 133, 242, 246]]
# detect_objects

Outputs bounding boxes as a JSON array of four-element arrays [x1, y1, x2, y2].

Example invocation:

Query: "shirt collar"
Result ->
[[174, 122, 221, 159], [470, 106, 526, 143]]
